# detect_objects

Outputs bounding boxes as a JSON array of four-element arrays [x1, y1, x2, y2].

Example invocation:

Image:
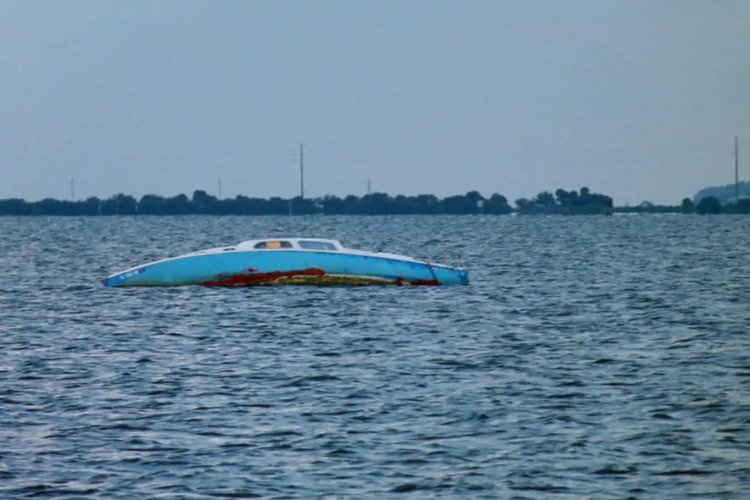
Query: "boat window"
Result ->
[[254, 240, 292, 249], [298, 240, 337, 251]]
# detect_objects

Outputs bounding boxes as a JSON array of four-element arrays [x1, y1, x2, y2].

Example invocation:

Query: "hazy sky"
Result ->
[[1, 0, 748, 205]]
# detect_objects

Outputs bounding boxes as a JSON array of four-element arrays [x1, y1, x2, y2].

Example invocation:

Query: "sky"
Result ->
[[0, 0, 748, 206]]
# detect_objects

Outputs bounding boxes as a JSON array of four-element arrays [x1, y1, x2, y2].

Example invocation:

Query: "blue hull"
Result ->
[[103, 250, 469, 287]]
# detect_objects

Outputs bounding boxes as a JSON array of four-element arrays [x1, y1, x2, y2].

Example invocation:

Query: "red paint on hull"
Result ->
[[200, 268, 325, 287], [410, 279, 440, 286], [198, 268, 442, 287]]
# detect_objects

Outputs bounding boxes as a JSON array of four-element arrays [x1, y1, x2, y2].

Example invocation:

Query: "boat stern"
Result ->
[[431, 264, 469, 285]]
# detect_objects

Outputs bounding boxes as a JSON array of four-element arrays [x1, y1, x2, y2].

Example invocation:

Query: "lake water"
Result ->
[[1, 215, 748, 497]]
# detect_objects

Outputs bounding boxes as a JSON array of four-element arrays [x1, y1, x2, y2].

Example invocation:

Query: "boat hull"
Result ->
[[103, 250, 468, 287]]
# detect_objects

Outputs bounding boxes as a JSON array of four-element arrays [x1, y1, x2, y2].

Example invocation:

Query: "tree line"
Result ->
[[0, 190, 513, 216], [615, 196, 750, 215], [1, 188, 747, 215], [514, 187, 613, 215]]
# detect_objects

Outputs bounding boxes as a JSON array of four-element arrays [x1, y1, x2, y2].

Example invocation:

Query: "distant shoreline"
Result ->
[[1, 188, 747, 216]]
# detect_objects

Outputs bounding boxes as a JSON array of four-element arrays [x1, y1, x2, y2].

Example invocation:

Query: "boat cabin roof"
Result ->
[[181, 237, 423, 264], [235, 238, 344, 252]]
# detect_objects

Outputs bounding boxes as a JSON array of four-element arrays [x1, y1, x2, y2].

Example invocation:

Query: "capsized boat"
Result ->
[[103, 238, 469, 287]]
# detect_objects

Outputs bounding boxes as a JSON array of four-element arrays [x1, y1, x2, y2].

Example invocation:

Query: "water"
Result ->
[[1, 215, 749, 498]]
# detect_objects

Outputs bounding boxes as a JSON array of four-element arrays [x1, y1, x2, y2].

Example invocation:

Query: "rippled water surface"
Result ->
[[1, 215, 749, 498]]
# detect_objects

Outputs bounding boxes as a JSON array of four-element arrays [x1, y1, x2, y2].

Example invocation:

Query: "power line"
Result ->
[[735, 136, 739, 202], [299, 143, 304, 199]]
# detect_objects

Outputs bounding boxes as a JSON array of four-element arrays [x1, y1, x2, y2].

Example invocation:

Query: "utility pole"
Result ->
[[735, 136, 740, 202], [299, 143, 304, 199], [367, 178, 371, 195], [218, 178, 222, 200], [70, 178, 75, 201]]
